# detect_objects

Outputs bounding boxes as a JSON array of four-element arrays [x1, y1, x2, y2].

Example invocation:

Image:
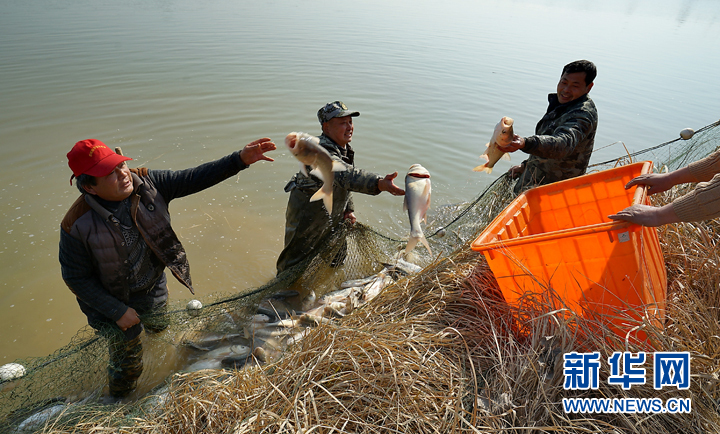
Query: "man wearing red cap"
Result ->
[[60, 137, 275, 399]]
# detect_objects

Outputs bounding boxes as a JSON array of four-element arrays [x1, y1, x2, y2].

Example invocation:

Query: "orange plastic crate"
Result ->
[[471, 162, 666, 339]]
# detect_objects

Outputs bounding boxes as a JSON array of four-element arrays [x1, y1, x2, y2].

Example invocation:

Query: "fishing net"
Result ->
[[1, 119, 719, 433]]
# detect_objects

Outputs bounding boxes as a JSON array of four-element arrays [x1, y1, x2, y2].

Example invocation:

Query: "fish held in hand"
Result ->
[[473, 116, 513, 174], [285, 132, 345, 212], [403, 164, 432, 255]]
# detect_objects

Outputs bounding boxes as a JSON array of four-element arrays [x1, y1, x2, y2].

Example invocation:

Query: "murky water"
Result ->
[[1, 0, 719, 362]]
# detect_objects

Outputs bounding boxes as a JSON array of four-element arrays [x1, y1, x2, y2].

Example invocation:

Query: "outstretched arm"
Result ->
[[378, 172, 405, 196], [240, 137, 276, 165]]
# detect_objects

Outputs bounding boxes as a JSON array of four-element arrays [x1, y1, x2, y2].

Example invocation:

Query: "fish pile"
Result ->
[[285, 131, 345, 213], [403, 164, 432, 256], [180, 258, 423, 373], [473, 116, 514, 174]]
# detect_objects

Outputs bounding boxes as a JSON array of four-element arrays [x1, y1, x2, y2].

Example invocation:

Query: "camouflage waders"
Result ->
[[92, 277, 169, 398], [277, 134, 382, 274]]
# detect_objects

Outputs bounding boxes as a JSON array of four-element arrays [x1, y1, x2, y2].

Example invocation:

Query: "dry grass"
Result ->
[[39, 189, 720, 434]]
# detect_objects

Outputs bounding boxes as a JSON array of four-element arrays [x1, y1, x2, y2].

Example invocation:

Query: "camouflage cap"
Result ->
[[317, 101, 360, 124]]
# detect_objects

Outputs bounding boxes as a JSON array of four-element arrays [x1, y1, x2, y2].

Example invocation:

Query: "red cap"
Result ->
[[67, 139, 132, 178]]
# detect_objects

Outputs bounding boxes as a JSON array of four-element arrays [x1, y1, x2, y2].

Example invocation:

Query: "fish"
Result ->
[[362, 272, 394, 302], [299, 313, 331, 326], [17, 404, 67, 432], [320, 286, 355, 303], [186, 344, 252, 372], [203, 344, 252, 361], [381, 258, 423, 278], [270, 290, 300, 300], [267, 318, 301, 329], [221, 354, 252, 369], [251, 314, 271, 324], [301, 290, 317, 311], [285, 132, 345, 213], [473, 116, 514, 174], [340, 276, 377, 288], [186, 359, 223, 372], [324, 304, 346, 318], [286, 329, 309, 346], [180, 332, 245, 352], [403, 164, 432, 255]]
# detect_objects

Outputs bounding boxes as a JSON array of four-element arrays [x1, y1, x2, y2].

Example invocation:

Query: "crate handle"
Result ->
[[631, 161, 653, 205]]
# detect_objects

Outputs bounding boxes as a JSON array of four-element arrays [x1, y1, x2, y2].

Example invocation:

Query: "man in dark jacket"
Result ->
[[500, 60, 599, 194], [60, 137, 275, 398], [276, 101, 405, 274]]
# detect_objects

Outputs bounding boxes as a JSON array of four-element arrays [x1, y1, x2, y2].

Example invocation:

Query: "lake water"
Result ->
[[1, 0, 719, 363]]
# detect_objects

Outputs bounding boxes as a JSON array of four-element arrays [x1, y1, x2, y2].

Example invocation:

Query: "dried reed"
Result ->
[[39, 187, 720, 434]]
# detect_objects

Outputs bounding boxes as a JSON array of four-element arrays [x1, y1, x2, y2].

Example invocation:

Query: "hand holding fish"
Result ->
[[378, 172, 405, 196], [497, 134, 525, 153], [240, 137, 277, 165], [473, 116, 514, 174]]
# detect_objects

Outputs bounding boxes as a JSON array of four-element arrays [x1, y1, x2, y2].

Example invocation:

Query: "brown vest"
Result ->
[[61, 169, 193, 303]]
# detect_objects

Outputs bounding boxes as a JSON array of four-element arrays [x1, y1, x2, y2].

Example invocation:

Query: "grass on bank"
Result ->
[[38, 187, 720, 434]]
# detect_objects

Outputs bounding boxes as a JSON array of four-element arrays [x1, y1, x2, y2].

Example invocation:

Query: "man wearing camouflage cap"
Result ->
[[276, 101, 405, 273]]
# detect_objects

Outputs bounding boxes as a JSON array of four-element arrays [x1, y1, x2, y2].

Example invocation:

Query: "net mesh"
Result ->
[[1, 119, 719, 432]]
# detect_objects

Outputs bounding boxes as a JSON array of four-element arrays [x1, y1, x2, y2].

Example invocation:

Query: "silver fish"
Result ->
[[299, 313, 331, 326], [267, 318, 300, 329], [403, 164, 432, 255], [320, 287, 355, 303], [382, 258, 423, 276], [286, 329, 309, 346], [180, 333, 245, 352], [285, 132, 345, 213], [186, 359, 223, 372], [17, 404, 67, 432], [203, 344, 252, 360], [185, 344, 252, 371], [340, 275, 378, 288], [473, 116, 513, 174], [301, 290, 317, 311]]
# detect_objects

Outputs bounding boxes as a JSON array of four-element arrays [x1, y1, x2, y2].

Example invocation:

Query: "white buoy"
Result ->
[[186, 300, 202, 316], [0, 363, 26, 381], [680, 128, 695, 140]]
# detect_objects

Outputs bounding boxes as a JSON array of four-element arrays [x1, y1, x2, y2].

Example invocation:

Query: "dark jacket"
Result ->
[[276, 134, 382, 273], [515, 93, 598, 193], [60, 152, 248, 322]]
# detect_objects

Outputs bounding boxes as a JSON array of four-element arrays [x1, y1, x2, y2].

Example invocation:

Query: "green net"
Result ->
[[1, 119, 719, 432]]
